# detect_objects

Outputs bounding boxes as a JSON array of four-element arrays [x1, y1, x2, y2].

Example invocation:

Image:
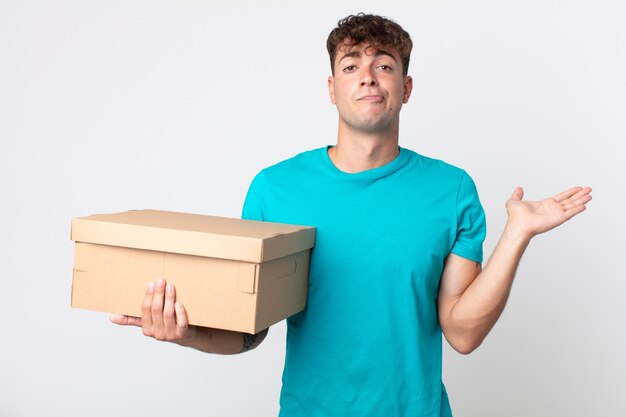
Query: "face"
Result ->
[[328, 42, 413, 135]]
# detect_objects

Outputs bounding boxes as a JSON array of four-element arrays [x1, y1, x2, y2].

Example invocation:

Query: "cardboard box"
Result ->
[[71, 210, 315, 334]]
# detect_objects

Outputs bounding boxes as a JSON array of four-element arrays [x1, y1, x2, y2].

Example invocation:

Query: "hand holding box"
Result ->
[[71, 210, 316, 334]]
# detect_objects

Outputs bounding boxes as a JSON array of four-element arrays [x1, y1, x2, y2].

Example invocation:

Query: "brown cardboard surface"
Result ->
[[71, 210, 315, 334], [71, 209, 315, 262]]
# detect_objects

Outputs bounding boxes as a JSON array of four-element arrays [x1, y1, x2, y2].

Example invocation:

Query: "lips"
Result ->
[[357, 95, 384, 103]]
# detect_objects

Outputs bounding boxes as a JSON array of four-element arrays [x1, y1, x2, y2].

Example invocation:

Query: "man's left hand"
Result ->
[[505, 186, 592, 240]]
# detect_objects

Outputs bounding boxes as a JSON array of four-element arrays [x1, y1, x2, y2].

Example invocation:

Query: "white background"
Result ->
[[1, 1, 624, 416]]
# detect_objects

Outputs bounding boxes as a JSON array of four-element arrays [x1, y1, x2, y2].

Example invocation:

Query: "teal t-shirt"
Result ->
[[242, 147, 486, 417]]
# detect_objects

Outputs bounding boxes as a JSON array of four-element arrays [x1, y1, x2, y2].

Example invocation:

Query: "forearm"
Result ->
[[177, 327, 268, 355], [446, 223, 531, 352], [175, 327, 243, 354]]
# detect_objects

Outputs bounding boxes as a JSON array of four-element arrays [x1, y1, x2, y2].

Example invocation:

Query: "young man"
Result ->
[[112, 14, 592, 416]]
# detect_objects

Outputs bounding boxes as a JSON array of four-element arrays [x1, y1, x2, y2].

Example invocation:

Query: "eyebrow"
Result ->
[[338, 49, 397, 63]]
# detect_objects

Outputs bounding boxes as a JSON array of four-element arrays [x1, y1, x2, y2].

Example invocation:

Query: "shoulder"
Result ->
[[402, 148, 472, 183], [247, 147, 325, 188], [260, 147, 325, 176], [250, 147, 327, 188], [242, 148, 326, 221]]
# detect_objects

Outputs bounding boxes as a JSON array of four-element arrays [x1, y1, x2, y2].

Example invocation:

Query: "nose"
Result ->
[[359, 67, 378, 87]]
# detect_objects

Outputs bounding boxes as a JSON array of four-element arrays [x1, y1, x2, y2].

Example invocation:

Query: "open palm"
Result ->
[[506, 186, 592, 237]]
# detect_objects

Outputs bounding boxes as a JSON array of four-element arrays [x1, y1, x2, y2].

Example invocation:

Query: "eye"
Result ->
[[378, 65, 393, 71], [343, 65, 357, 72]]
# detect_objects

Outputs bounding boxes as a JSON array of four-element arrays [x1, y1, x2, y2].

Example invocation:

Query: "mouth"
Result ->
[[357, 95, 385, 103]]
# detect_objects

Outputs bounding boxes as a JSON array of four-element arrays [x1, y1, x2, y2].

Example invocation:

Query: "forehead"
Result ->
[[336, 41, 400, 59]]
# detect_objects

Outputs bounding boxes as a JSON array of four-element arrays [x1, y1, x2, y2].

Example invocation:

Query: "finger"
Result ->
[[510, 186, 524, 201], [552, 186, 583, 202], [174, 302, 190, 336], [561, 192, 592, 211], [151, 279, 166, 330], [563, 203, 587, 220], [110, 313, 142, 327], [141, 281, 156, 331], [163, 283, 177, 335], [570, 187, 593, 203], [559, 186, 592, 208]]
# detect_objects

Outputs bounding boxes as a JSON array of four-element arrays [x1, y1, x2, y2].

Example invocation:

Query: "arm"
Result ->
[[438, 186, 592, 354], [111, 279, 268, 354]]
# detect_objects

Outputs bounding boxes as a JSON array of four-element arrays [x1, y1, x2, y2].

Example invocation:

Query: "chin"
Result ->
[[355, 119, 394, 133]]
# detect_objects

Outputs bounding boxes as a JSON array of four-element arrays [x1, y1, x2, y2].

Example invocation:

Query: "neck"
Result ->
[[328, 121, 400, 173]]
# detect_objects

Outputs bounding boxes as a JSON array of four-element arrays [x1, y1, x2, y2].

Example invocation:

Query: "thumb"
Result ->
[[510, 186, 524, 201], [110, 313, 142, 327]]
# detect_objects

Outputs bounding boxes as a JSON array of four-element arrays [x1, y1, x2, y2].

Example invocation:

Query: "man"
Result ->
[[112, 13, 592, 416]]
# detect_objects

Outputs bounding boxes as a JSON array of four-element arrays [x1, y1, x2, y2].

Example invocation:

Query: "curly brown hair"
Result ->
[[326, 13, 413, 76]]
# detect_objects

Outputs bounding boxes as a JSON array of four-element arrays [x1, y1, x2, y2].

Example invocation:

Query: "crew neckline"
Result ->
[[320, 145, 411, 179]]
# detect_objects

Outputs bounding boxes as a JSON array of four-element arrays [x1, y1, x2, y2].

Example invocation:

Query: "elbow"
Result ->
[[240, 328, 269, 353], [200, 327, 269, 355], [441, 313, 492, 355], [445, 333, 484, 355], [451, 341, 480, 355]]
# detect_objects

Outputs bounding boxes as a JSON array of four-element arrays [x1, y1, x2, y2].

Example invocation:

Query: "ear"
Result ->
[[328, 76, 336, 104], [402, 75, 413, 103]]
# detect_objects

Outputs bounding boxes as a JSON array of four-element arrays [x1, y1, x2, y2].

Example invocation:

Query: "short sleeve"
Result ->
[[450, 171, 486, 262], [241, 170, 266, 221]]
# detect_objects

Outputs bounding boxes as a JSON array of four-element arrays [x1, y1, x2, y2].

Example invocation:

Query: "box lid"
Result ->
[[71, 210, 316, 263]]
